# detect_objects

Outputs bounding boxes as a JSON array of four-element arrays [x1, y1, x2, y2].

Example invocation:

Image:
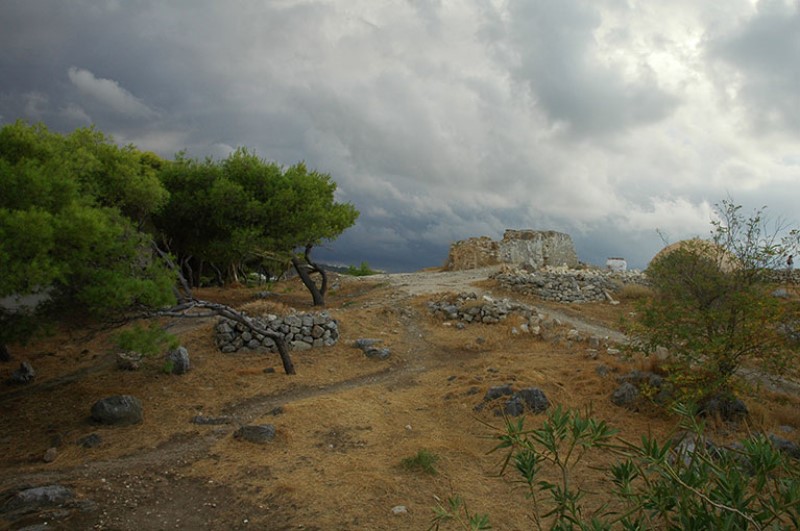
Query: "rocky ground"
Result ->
[[1, 267, 798, 530]]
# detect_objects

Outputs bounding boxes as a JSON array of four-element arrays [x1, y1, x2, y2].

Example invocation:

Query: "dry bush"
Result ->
[[615, 283, 653, 301]]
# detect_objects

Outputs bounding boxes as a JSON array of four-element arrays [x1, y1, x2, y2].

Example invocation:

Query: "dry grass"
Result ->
[[1, 274, 798, 529]]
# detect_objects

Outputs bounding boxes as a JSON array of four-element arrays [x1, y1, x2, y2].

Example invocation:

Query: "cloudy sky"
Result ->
[[1, 0, 798, 271]]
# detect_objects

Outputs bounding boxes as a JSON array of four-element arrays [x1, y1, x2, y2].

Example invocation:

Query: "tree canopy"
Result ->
[[0, 121, 176, 344], [1, 121, 358, 352], [155, 148, 358, 286]]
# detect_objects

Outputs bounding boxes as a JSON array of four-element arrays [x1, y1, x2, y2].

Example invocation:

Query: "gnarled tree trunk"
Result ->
[[291, 244, 327, 306]]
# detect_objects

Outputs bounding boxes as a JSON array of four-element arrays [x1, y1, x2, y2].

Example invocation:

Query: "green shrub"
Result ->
[[345, 261, 379, 276], [114, 322, 179, 357], [401, 449, 440, 475], [436, 405, 800, 530], [628, 200, 800, 399]]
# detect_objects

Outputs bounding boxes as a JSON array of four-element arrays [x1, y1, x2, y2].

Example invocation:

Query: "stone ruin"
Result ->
[[444, 229, 578, 271]]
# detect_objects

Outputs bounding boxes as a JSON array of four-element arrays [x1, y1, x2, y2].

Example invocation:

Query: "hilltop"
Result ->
[[1, 267, 799, 529]]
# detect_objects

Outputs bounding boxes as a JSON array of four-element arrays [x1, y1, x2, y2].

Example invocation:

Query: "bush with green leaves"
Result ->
[[628, 200, 800, 399], [434, 405, 800, 530], [345, 261, 379, 277], [401, 449, 440, 475], [113, 323, 180, 357], [0, 121, 176, 347]]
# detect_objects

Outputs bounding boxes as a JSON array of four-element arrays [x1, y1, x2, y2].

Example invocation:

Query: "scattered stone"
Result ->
[[263, 367, 276, 374], [699, 395, 748, 422], [594, 365, 611, 378], [391, 505, 408, 515], [484, 384, 514, 401], [671, 432, 718, 466], [77, 433, 102, 448], [43, 447, 58, 463], [191, 415, 232, 425], [517, 387, 549, 413], [8, 361, 35, 384], [7, 485, 74, 509], [166, 346, 191, 374], [611, 382, 639, 407], [116, 351, 143, 371], [234, 424, 277, 444], [90, 395, 143, 426], [364, 347, 391, 360], [478, 385, 549, 416], [769, 434, 800, 459]]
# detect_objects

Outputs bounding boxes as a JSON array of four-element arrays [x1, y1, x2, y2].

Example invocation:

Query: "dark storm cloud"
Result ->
[[707, 0, 800, 135], [0, 1, 796, 271], [504, 0, 679, 137]]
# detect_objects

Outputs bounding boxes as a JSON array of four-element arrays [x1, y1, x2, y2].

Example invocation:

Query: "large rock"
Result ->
[[90, 395, 143, 426], [5, 485, 74, 509]]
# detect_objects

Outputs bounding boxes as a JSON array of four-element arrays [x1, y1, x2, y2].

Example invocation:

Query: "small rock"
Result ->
[[769, 434, 800, 459], [517, 387, 549, 413], [90, 395, 143, 426], [9, 361, 35, 384], [611, 382, 639, 407], [234, 424, 277, 444], [43, 447, 58, 463], [354, 338, 382, 350], [484, 384, 514, 401], [77, 433, 102, 448], [116, 351, 143, 371], [391, 505, 408, 515], [191, 415, 232, 425], [699, 395, 748, 422], [365, 347, 391, 360], [166, 346, 191, 375]]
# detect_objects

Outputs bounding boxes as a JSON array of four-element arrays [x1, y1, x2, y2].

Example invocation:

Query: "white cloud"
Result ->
[[67, 66, 157, 118]]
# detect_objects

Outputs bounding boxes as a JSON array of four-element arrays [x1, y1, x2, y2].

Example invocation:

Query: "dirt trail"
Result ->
[[360, 266, 628, 344]]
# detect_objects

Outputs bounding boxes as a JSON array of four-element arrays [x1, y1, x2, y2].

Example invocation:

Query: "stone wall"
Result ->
[[444, 230, 578, 271], [493, 266, 648, 303], [215, 311, 339, 353], [443, 236, 500, 271]]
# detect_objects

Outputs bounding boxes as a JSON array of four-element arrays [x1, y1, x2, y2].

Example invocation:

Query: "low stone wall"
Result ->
[[493, 267, 648, 303], [215, 311, 339, 353]]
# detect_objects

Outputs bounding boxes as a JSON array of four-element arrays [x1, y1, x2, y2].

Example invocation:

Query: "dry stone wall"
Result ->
[[215, 311, 339, 353], [493, 266, 647, 303]]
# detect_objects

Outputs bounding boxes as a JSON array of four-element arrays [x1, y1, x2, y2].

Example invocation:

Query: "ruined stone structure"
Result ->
[[445, 230, 578, 271]]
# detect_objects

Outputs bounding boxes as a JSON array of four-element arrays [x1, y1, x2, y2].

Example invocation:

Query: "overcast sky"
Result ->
[[1, 0, 798, 271]]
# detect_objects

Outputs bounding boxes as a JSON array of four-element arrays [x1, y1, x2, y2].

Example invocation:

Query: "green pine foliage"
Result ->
[[155, 148, 358, 285], [0, 121, 176, 344]]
